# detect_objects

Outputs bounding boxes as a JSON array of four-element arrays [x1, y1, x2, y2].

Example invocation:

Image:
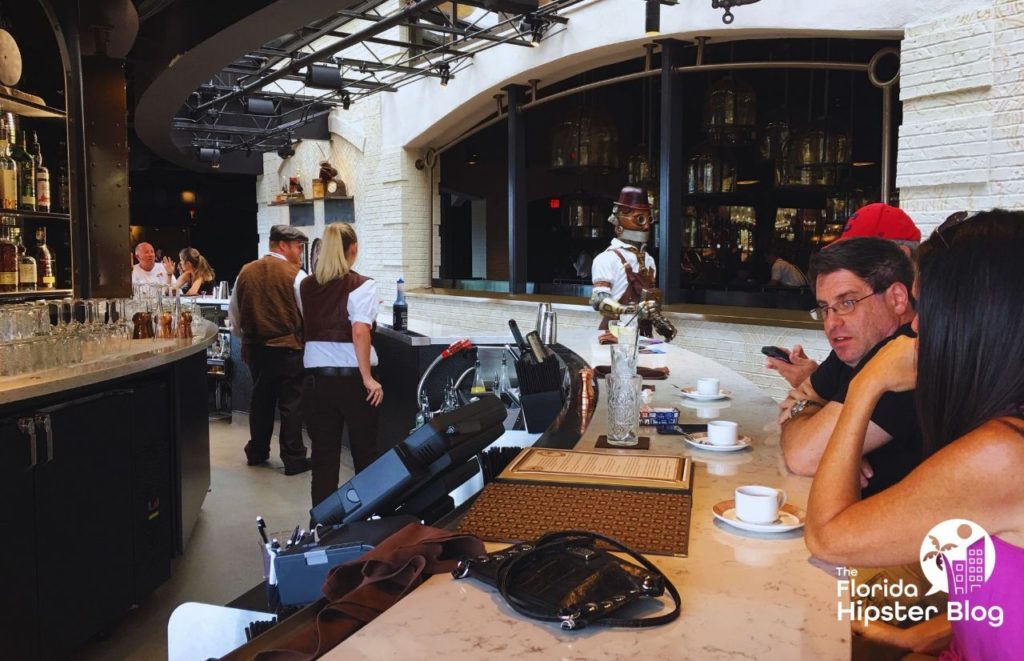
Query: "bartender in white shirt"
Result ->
[[296, 222, 382, 508], [131, 242, 173, 286]]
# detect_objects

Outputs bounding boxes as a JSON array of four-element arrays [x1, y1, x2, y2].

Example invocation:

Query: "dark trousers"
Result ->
[[305, 372, 380, 508], [244, 346, 308, 465]]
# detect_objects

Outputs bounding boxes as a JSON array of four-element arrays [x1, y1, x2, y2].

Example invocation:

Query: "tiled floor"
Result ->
[[75, 414, 354, 660]]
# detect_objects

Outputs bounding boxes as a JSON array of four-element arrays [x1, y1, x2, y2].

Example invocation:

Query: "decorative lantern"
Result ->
[[550, 110, 619, 172], [686, 142, 736, 194], [703, 75, 757, 144], [781, 120, 852, 186]]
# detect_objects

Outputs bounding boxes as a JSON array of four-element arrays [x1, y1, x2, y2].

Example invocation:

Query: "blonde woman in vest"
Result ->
[[297, 222, 382, 507], [172, 247, 216, 296]]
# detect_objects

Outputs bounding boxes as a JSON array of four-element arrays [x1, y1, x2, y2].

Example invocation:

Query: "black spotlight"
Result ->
[[277, 142, 295, 159], [198, 146, 221, 168], [437, 63, 451, 86], [305, 63, 345, 89], [246, 97, 276, 115], [645, 0, 660, 35], [341, 91, 352, 110], [519, 14, 548, 46]]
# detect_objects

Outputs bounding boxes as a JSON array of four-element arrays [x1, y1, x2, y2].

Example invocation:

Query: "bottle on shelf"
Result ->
[[0, 114, 16, 210], [8, 118, 35, 212], [0, 224, 18, 292], [55, 140, 69, 213], [31, 132, 50, 213], [471, 359, 487, 395], [34, 226, 55, 289], [392, 276, 408, 331], [496, 353, 512, 398], [12, 227, 36, 291]]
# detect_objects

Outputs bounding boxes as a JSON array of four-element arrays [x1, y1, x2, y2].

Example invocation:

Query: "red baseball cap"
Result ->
[[839, 203, 921, 243]]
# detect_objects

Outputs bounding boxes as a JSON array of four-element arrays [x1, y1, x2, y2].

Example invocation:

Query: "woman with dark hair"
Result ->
[[805, 210, 1024, 659], [173, 247, 216, 295], [296, 223, 382, 508]]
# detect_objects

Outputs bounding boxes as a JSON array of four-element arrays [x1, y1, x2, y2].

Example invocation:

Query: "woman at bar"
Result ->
[[297, 222, 383, 508], [805, 210, 1024, 659], [172, 247, 216, 295]]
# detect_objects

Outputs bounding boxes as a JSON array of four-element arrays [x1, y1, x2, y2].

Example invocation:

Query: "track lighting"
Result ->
[[519, 14, 549, 46], [341, 92, 352, 110], [304, 63, 345, 89], [197, 146, 221, 168], [438, 63, 451, 86], [645, 0, 660, 36]]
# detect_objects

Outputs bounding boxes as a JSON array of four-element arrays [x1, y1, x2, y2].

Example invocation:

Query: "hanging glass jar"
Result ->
[[626, 145, 654, 185], [686, 142, 736, 194], [703, 75, 757, 145], [781, 120, 852, 186], [563, 193, 605, 238], [550, 110, 619, 172]]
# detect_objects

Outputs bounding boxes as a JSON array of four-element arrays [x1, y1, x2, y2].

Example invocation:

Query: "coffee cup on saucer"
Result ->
[[707, 420, 739, 446], [734, 485, 787, 524], [697, 377, 720, 396]]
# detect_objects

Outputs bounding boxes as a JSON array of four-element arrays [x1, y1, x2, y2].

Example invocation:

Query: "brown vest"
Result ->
[[300, 270, 372, 343], [234, 255, 303, 351]]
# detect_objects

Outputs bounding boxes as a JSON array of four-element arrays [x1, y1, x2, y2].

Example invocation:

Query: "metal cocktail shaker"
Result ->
[[538, 304, 557, 345], [215, 281, 230, 299]]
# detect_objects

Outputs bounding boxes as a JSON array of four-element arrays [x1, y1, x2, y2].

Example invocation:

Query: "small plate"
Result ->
[[680, 386, 732, 401], [712, 500, 806, 533], [684, 432, 752, 452]]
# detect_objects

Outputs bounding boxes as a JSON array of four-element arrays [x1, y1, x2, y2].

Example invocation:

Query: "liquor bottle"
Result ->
[[31, 132, 50, 212], [496, 354, 512, 397], [392, 276, 408, 331], [8, 121, 35, 211], [471, 359, 487, 394], [0, 225, 18, 292], [34, 226, 55, 289], [12, 227, 36, 291], [55, 160, 69, 213], [0, 115, 16, 210]]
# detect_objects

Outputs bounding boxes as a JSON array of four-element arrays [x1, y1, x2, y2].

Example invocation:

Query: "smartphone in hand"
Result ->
[[761, 345, 792, 364]]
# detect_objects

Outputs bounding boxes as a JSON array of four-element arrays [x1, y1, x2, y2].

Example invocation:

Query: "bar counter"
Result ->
[[327, 328, 848, 660]]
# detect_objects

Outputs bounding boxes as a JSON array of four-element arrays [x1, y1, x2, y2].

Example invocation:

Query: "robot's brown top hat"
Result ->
[[614, 186, 652, 212]]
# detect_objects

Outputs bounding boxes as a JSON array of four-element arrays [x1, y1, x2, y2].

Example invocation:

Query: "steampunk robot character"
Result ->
[[590, 186, 677, 341]]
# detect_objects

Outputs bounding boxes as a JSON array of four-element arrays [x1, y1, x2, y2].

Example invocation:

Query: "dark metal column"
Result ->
[[657, 39, 685, 303], [505, 84, 528, 294]]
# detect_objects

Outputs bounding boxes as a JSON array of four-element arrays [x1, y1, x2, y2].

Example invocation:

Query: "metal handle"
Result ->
[[17, 417, 37, 468], [35, 414, 53, 462]]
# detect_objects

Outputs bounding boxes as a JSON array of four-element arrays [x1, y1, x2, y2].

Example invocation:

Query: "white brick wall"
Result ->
[[898, 0, 1024, 232]]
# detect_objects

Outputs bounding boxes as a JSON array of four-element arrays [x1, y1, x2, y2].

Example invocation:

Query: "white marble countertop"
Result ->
[[326, 329, 848, 660], [0, 320, 218, 405]]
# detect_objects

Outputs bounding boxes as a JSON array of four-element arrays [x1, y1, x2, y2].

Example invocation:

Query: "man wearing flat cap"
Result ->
[[228, 224, 312, 475]]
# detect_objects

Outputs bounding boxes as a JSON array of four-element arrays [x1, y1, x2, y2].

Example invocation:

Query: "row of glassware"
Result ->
[[0, 290, 199, 378]]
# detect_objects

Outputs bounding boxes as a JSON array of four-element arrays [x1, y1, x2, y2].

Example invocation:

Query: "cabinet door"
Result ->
[[0, 415, 40, 659], [33, 391, 133, 660], [129, 380, 172, 599]]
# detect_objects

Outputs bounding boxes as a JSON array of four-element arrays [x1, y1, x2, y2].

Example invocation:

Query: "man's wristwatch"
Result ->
[[787, 399, 821, 423]]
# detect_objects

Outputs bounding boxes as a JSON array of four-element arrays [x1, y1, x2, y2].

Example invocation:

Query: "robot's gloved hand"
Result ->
[[635, 290, 677, 342], [648, 310, 677, 342], [591, 291, 634, 319]]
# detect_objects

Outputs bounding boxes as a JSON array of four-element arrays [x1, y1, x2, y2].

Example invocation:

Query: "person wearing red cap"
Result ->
[[837, 203, 922, 256]]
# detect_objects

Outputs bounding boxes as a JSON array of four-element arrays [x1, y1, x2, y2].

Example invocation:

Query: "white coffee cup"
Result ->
[[734, 485, 787, 524], [707, 420, 739, 446], [697, 377, 720, 396]]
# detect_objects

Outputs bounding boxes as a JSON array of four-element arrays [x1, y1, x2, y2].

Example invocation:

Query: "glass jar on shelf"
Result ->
[[686, 143, 736, 194], [549, 110, 619, 172], [703, 75, 757, 145]]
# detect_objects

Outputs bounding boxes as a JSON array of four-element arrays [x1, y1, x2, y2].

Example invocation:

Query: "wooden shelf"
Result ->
[[0, 210, 71, 222], [0, 288, 73, 300], [0, 87, 66, 119], [267, 195, 354, 207]]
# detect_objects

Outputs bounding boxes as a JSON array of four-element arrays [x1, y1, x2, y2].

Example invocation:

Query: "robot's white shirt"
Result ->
[[591, 238, 657, 301]]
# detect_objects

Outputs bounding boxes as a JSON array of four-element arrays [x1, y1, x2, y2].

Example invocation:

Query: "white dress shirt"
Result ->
[[295, 277, 379, 368], [591, 238, 657, 301]]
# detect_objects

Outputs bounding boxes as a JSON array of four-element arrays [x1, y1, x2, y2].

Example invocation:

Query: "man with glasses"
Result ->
[[779, 237, 919, 496], [765, 203, 922, 387]]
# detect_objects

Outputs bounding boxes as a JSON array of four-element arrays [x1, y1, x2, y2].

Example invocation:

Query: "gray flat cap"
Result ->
[[269, 225, 309, 243]]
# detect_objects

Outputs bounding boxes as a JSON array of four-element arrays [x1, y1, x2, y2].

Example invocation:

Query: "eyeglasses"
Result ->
[[934, 210, 971, 248], [809, 291, 881, 321]]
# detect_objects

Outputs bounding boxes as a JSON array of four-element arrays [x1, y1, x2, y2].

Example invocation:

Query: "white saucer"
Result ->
[[680, 386, 732, 401], [712, 500, 806, 533], [684, 432, 752, 452]]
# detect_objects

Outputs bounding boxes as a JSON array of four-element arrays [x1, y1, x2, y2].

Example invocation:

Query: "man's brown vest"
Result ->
[[299, 271, 372, 343], [234, 255, 303, 351]]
